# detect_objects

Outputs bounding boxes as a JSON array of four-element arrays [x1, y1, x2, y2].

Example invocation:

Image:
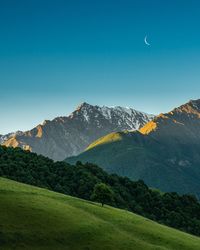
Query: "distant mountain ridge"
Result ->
[[66, 99, 200, 198], [2, 102, 154, 161], [0, 131, 22, 144]]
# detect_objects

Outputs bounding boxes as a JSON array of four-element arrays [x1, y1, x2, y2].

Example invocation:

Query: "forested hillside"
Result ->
[[0, 145, 200, 236]]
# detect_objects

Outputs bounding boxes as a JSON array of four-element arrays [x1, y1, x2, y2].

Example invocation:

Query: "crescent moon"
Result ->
[[144, 36, 150, 46]]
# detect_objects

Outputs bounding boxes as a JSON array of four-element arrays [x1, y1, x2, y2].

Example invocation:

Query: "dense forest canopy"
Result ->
[[0, 145, 200, 236]]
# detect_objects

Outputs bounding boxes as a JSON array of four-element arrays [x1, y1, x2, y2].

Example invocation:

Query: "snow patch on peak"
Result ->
[[189, 99, 200, 111], [99, 106, 112, 120], [76, 102, 91, 110], [68, 102, 154, 131]]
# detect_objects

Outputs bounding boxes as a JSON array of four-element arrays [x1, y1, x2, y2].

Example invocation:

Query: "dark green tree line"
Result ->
[[0, 145, 200, 236]]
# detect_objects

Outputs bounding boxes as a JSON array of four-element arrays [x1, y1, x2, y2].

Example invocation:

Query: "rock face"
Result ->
[[2, 102, 154, 161], [0, 132, 22, 144], [66, 99, 200, 198]]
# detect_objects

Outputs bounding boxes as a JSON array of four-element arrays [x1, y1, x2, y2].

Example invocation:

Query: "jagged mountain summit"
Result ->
[[0, 131, 23, 144], [66, 99, 200, 198], [2, 102, 154, 161]]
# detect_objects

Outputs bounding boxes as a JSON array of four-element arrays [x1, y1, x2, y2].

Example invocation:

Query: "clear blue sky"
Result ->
[[1, 0, 200, 133]]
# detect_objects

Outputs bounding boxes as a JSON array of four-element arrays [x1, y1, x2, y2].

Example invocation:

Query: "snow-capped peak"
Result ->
[[73, 103, 154, 130], [1, 102, 154, 161]]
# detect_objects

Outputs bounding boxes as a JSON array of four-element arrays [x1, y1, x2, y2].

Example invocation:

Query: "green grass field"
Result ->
[[0, 177, 200, 250]]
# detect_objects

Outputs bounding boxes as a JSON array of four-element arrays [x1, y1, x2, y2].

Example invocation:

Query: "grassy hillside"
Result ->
[[0, 177, 200, 250], [1, 145, 200, 237]]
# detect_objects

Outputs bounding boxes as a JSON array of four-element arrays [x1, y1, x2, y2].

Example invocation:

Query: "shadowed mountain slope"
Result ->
[[66, 99, 200, 198]]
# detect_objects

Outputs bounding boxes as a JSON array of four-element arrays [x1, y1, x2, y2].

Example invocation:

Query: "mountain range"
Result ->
[[66, 99, 200, 198], [1, 102, 153, 161]]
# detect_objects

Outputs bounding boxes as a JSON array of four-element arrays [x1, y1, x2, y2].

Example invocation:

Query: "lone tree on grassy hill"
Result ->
[[91, 183, 114, 207]]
